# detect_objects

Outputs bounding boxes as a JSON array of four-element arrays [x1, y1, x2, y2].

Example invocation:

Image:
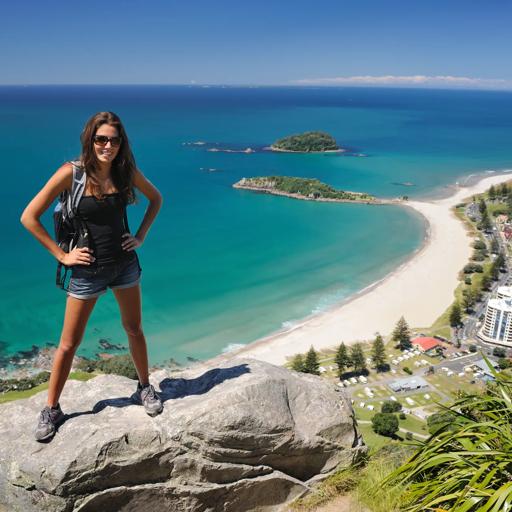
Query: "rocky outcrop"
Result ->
[[0, 357, 364, 512]]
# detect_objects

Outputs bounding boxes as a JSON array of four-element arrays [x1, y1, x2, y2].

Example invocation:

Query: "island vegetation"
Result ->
[[234, 176, 382, 203], [270, 131, 341, 153]]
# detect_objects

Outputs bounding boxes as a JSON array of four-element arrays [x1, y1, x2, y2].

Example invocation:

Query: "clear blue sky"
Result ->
[[2, 0, 511, 88]]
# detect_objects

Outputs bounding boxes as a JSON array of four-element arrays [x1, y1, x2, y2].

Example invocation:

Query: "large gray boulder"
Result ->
[[0, 357, 364, 512]]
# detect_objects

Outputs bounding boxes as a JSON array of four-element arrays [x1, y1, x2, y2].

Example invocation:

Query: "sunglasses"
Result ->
[[93, 135, 122, 147]]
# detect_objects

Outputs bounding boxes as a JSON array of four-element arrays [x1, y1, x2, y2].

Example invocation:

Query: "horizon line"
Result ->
[[1, 83, 512, 93]]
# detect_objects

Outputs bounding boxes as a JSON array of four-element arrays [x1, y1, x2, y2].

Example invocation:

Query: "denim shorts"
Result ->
[[67, 252, 142, 300]]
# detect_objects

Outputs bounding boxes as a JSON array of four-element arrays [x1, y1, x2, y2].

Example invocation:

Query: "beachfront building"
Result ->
[[412, 337, 442, 355], [478, 294, 512, 347], [496, 286, 512, 300]]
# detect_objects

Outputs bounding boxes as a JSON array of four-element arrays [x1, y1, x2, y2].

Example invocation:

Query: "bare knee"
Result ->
[[122, 321, 143, 338], [57, 339, 80, 358]]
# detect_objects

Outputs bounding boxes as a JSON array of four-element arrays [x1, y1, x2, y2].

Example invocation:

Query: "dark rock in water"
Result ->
[[186, 356, 200, 363], [18, 345, 40, 359], [98, 339, 124, 351], [0, 358, 364, 512], [391, 181, 415, 187]]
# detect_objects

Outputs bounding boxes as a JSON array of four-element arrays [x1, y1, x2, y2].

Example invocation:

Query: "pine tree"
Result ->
[[490, 257, 501, 280], [500, 182, 509, 197], [481, 273, 492, 291], [491, 237, 500, 254], [303, 346, 320, 375], [291, 354, 305, 372], [479, 210, 492, 232], [371, 333, 387, 371], [392, 316, 412, 350], [489, 185, 496, 200], [351, 343, 367, 373], [334, 342, 351, 377], [478, 198, 487, 214], [449, 302, 462, 327], [496, 252, 506, 271], [462, 288, 476, 313]]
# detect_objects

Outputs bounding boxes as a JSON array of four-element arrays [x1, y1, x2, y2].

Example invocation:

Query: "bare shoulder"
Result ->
[[55, 161, 74, 192]]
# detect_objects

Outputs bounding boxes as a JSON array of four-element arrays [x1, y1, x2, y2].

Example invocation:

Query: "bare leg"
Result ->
[[113, 284, 149, 385], [47, 296, 98, 407]]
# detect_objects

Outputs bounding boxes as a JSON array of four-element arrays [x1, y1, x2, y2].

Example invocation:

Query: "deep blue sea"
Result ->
[[1, 86, 511, 365]]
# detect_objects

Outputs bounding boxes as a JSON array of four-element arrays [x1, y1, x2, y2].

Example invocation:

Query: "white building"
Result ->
[[496, 286, 512, 300], [478, 295, 512, 347]]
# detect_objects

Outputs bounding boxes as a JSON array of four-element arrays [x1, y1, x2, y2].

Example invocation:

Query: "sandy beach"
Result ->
[[200, 171, 512, 368]]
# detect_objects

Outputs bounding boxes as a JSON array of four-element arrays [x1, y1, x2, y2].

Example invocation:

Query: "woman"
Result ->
[[21, 111, 164, 442]]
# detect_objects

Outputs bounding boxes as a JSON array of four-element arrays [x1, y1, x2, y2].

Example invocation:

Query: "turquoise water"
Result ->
[[1, 86, 511, 364]]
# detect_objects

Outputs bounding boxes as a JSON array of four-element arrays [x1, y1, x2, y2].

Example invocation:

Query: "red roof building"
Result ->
[[412, 337, 441, 352]]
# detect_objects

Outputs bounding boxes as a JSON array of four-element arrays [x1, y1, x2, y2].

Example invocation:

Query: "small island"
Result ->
[[233, 176, 388, 204], [270, 131, 343, 153]]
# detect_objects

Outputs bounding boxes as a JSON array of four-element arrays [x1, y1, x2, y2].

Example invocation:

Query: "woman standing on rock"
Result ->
[[21, 111, 164, 441]]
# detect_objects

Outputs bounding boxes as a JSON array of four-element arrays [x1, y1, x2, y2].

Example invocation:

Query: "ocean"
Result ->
[[1, 85, 511, 365]]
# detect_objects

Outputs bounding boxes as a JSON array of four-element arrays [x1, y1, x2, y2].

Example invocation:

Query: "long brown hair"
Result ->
[[79, 111, 136, 204]]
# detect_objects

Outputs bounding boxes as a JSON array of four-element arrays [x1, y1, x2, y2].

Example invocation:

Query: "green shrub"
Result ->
[[96, 354, 138, 380], [0, 371, 51, 393], [74, 358, 98, 373], [403, 367, 412, 375], [493, 346, 506, 358]]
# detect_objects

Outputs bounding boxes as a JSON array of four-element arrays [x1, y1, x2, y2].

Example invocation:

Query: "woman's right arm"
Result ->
[[20, 162, 95, 266]]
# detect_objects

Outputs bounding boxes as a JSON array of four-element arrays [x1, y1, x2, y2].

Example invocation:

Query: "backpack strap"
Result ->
[[55, 161, 87, 289]]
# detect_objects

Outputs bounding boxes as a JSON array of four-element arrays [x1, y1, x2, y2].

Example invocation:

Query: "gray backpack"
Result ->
[[53, 161, 89, 289]]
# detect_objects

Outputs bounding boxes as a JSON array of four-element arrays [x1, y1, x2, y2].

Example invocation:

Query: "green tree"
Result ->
[[481, 273, 492, 291], [449, 302, 462, 327], [350, 343, 367, 373], [507, 194, 512, 217], [371, 333, 387, 371], [499, 182, 509, 197], [498, 357, 512, 370], [334, 342, 351, 376], [491, 237, 500, 254], [462, 288, 476, 313], [496, 252, 506, 271], [290, 354, 305, 372], [478, 198, 487, 214], [490, 257, 501, 280], [381, 400, 402, 413], [303, 346, 320, 375], [488, 185, 496, 200], [392, 316, 412, 350], [372, 413, 399, 437], [478, 210, 492, 231]]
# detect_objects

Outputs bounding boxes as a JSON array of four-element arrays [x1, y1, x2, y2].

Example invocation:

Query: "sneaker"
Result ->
[[35, 404, 64, 442], [132, 383, 163, 416]]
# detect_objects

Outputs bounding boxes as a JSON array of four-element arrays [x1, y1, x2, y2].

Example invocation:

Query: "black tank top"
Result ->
[[77, 193, 130, 265]]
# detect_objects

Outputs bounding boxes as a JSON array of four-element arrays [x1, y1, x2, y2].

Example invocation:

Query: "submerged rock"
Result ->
[[0, 357, 363, 512]]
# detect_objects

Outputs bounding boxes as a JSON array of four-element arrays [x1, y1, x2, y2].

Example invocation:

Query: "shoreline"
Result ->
[[197, 170, 512, 369]]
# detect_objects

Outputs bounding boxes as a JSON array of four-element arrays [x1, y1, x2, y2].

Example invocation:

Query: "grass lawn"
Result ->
[[0, 372, 97, 404], [399, 414, 428, 434]]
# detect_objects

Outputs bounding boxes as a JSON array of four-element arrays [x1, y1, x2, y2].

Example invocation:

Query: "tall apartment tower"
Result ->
[[478, 286, 512, 347]]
